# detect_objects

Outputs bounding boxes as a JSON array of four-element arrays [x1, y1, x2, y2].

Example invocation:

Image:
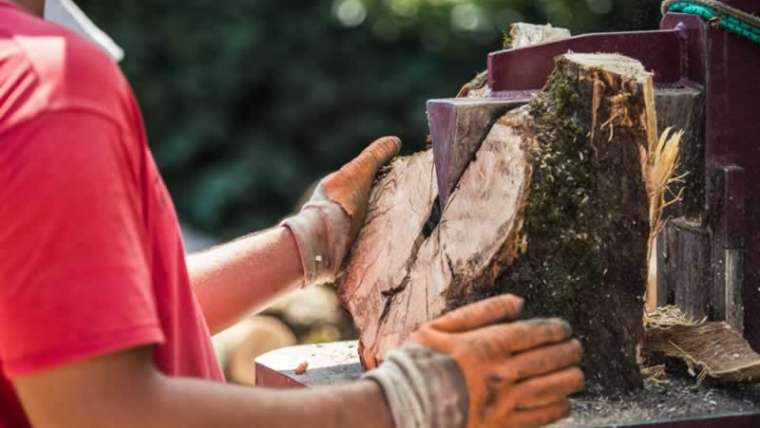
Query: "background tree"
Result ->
[[77, 0, 661, 239]]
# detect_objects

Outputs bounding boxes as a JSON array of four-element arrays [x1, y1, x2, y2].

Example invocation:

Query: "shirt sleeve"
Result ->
[[0, 110, 165, 377]]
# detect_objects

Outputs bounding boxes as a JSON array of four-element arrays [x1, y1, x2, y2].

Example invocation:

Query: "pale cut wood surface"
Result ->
[[341, 111, 535, 368], [508, 23, 571, 49]]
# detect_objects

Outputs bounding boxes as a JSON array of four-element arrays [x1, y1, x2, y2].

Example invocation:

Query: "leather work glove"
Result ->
[[282, 136, 401, 287], [364, 295, 585, 428]]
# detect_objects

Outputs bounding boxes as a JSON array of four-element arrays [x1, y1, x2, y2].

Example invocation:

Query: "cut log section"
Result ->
[[339, 150, 439, 368], [340, 53, 657, 393], [341, 112, 535, 369]]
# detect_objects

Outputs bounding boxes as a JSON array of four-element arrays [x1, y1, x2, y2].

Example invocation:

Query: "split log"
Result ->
[[438, 22, 572, 214], [340, 53, 658, 393], [495, 53, 656, 393]]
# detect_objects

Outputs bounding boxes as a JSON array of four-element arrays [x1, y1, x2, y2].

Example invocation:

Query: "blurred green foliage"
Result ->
[[77, 0, 661, 239]]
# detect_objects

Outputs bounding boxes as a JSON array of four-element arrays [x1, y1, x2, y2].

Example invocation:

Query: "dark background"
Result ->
[[76, 0, 662, 240]]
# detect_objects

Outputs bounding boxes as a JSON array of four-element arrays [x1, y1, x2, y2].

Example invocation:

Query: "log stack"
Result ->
[[339, 52, 663, 393]]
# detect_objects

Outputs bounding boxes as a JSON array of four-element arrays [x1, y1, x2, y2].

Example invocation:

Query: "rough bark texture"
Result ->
[[339, 151, 439, 368], [498, 54, 653, 393], [340, 53, 655, 393]]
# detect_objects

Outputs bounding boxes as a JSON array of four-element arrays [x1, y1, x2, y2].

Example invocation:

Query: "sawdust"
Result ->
[[550, 306, 760, 426], [550, 376, 760, 427]]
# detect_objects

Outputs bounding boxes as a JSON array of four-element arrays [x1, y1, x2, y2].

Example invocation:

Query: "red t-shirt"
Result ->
[[0, 2, 223, 426]]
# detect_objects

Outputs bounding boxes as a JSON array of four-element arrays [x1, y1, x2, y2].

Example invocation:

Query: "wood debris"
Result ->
[[645, 306, 760, 383]]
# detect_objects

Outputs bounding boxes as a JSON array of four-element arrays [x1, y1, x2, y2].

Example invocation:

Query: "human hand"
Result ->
[[365, 295, 584, 428], [282, 136, 400, 286]]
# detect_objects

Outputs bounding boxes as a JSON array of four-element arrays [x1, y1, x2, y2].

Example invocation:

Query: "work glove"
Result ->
[[364, 295, 585, 428], [282, 136, 401, 287]]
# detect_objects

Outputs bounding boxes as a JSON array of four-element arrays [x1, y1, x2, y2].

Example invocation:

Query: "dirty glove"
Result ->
[[282, 136, 401, 287], [364, 295, 585, 428]]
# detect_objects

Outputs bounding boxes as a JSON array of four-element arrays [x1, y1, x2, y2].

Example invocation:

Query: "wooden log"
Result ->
[[340, 53, 656, 393], [342, 110, 535, 368], [339, 150, 439, 368], [436, 23, 572, 214], [496, 53, 654, 393], [505, 23, 571, 50]]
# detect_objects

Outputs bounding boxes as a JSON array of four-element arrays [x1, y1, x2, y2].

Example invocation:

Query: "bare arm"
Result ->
[[13, 346, 393, 428], [187, 137, 402, 335], [187, 226, 303, 334]]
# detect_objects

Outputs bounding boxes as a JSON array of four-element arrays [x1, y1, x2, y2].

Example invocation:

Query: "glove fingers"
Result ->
[[322, 136, 401, 218], [471, 318, 572, 357], [357, 135, 402, 170], [504, 399, 572, 428], [428, 294, 524, 333], [510, 367, 585, 409], [501, 339, 583, 382]]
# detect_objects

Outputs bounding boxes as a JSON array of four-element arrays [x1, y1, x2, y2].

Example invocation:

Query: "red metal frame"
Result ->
[[487, 29, 685, 93], [254, 363, 306, 389]]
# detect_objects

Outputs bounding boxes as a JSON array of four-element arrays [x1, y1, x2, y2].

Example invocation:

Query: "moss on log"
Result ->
[[498, 54, 654, 393]]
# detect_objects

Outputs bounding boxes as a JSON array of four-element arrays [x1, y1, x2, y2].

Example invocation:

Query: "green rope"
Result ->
[[663, 0, 760, 45]]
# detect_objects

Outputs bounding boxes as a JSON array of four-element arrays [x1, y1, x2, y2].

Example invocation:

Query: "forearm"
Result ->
[[187, 137, 401, 334], [15, 347, 394, 428], [141, 376, 393, 428], [21, 365, 393, 428], [187, 226, 303, 334]]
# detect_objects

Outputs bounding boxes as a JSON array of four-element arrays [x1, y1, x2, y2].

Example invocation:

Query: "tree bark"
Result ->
[[340, 53, 656, 393]]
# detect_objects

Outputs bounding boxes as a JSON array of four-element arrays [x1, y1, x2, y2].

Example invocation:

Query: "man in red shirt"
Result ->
[[0, 1, 584, 427]]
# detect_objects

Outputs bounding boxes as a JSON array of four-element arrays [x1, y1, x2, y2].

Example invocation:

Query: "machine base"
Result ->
[[255, 341, 760, 428]]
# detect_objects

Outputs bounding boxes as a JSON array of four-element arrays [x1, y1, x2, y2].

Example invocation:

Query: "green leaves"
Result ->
[[76, 0, 660, 238]]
